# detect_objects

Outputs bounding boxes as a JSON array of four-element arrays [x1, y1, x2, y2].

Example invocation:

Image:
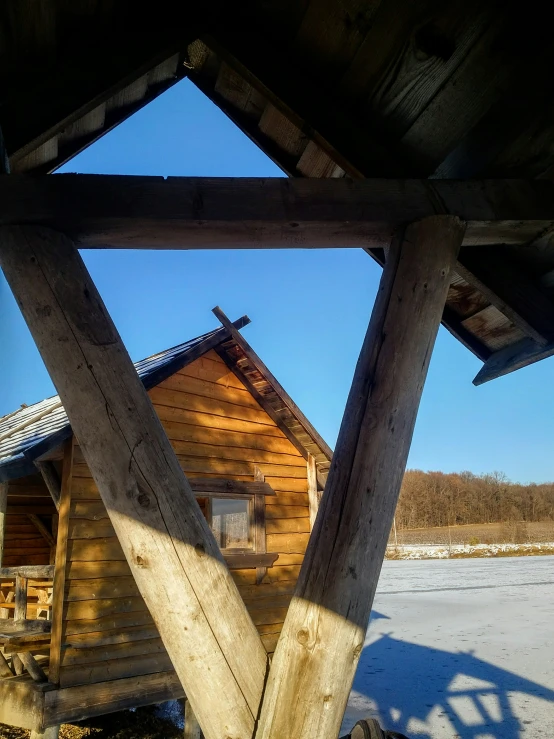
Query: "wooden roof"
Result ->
[[0, 316, 331, 483], [3, 1, 554, 382]]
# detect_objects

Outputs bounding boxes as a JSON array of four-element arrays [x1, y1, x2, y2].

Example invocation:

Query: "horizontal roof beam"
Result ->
[[2, 175, 554, 250]]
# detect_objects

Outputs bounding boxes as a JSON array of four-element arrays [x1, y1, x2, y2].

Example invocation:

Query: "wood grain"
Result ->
[[0, 226, 267, 739], [257, 215, 464, 739]]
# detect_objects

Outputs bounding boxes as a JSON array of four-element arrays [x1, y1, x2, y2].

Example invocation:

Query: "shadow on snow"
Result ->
[[345, 611, 554, 739]]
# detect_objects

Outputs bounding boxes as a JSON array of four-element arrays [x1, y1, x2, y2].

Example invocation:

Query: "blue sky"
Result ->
[[1, 79, 554, 483]]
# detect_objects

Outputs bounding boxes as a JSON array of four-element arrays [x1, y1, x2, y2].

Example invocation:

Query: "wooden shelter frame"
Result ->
[[0, 172, 545, 738]]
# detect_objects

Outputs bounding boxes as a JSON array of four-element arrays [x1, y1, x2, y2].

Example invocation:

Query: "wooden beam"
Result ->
[[14, 575, 28, 620], [189, 478, 275, 496], [306, 455, 319, 531], [0, 225, 267, 739], [27, 514, 55, 548], [48, 438, 73, 685], [256, 215, 465, 739], [0, 566, 55, 580], [473, 336, 554, 385], [0, 620, 52, 636], [456, 249, 554, 346], [19, 652, 48, 683], [1, 175, 553, 250], [34, 462, 61, 510], [212, 306, 333, 461], [183, 698, 203, 739], [0, 482, 7, 566]]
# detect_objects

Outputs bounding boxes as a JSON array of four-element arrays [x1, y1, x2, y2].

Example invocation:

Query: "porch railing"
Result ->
[[0, 564, 54, 682]]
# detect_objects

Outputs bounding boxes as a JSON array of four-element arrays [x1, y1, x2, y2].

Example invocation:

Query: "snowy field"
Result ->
[[342, 556, 554, 739]]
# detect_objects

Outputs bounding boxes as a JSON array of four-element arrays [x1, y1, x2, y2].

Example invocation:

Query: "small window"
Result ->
[[211, 498, 252, 551], [197, 495, 253, 552]]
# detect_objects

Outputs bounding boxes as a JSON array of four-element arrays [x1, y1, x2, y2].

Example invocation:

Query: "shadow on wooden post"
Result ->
[[257, 215, 465, 739]]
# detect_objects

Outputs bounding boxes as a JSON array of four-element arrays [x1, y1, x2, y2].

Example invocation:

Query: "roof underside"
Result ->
[[2, 1, 554, 379]]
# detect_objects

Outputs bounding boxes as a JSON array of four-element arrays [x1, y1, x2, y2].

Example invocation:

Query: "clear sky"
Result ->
[[1, 79, 553, 483]]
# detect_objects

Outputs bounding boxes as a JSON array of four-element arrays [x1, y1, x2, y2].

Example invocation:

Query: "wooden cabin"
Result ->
[[0, 318, 331, 734], [4, 3, 554, 738]]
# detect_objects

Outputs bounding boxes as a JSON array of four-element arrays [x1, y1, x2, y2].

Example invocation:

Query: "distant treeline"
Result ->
[[396, 470, 554, 529]]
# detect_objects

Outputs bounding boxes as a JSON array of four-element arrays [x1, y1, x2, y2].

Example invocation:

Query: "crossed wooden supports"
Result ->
[[0, 198, 464, 738]]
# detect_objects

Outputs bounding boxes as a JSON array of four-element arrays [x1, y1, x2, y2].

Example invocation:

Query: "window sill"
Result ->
[[223, 552, 279, 569]]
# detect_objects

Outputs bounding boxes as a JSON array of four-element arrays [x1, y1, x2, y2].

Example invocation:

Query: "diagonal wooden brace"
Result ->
[[257, 215, 465, 739], [0, 226, 267, 739]]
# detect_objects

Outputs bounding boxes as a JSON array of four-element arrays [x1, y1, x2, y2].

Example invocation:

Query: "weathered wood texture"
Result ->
[[48, 439, 74, 684], [43, 670, 185, 726], [1, 477, 57, 568], [257, 216, 465, 739], [0, 175, 552, 249], [183, 699, 203, 739], [0, 225, 268, 739], [306, 455, 319, 530], [34, 462, 61, 510], [56, 350, 310, 690], [0, 482, 7, 565]]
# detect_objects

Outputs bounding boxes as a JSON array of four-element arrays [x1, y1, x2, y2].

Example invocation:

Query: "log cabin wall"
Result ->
[[2, 475, 57, 567], [58, 350, 310, 687]]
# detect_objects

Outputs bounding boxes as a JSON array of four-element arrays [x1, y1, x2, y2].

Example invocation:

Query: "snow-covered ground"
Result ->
[[385, 543, 554, 560], [342, 556, 554, 739]]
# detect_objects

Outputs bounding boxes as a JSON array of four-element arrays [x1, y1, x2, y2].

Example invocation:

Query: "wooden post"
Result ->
[[0, 226, 267, 739], [48, 438, 74, 684], [0, 482, 7, 566], [30, 727, 60, 739], [183, 698, 203, 739], [34, 461, 62, 511], [14, 575, 28, 621], [306, 455, 319, 530], [257, 215, 465, 739]]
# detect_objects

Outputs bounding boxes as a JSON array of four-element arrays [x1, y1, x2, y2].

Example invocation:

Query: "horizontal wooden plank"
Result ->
[[149, 386, 275, 425], [63, 611, 155, 636], [264, 565, 302, 582], [171, 440, 304, 467], [3, 175, 554, 248], [68, 519, 115, 540], [179, 457, 308, 480], [66, 560, 132, 581], [152, 402, 285, 438], [266, 533, 310, 554], [69, 500, 108, 520], [67, 537, 125, 562], [160, 373, 262, 410], [179, 355, 247, 389], [243, 593, 293, 611], [224, 553, 279, 569], [59, 652, 174, 688], [0, 619, 52, 636], [65, 577, 139, 602], [189, 478, 275, 496], [44, 670, 184, 725], [266, 518, 311, 534], [0, 565, 54, 578], [62, 636, 166, 666], [249, 606, 289, 627], [159, 419, 297, 456], [64, 596, 147, 621], [237, 581, 296, 600], [265, 505, 310, 518], [63, 624, 161, 650], [1, 554, 51, 566]]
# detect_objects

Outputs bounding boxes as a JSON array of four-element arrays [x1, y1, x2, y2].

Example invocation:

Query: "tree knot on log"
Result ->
[[296, 628, 310, 646], [194, 543, 206, 558]]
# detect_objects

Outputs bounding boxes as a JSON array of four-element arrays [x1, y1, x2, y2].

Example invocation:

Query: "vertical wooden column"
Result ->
[[48, 437, 74, 684], [258, 215, 465, 739], [183, 699, 203, 739], [0, 482, 7, 566], [0, 225, 267, 739], [306, 455, 319, 530]]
